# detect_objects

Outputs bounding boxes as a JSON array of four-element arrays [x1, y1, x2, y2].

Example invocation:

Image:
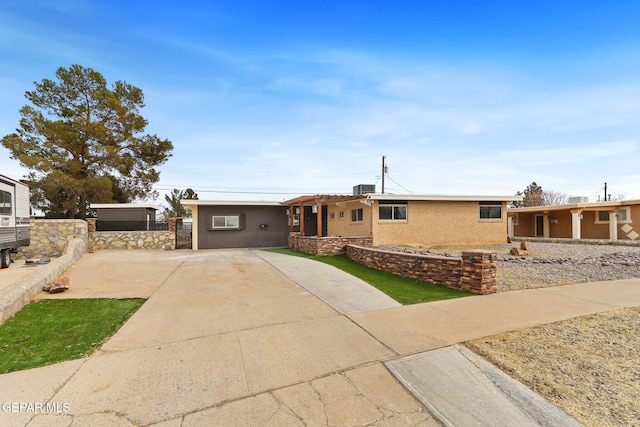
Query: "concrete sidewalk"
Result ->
[[0, 249, 638, 426]]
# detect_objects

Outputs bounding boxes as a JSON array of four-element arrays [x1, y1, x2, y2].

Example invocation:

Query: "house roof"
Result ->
[[508, 198, 640, 213], [180, 200, 284, 207], [281, 195, 366, 206], [366, 193, 523, 202], [89, 203, 160, 210]]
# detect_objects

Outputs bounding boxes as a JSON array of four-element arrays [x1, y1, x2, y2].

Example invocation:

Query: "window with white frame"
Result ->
[[479, 201, 502, 219], [339, 211, 345, 219], [351, 208, 363, 222], [212, 215, 240, 229], [378, 204, 407, 221], [595, 207, 630, 224], [288, 215, 300, 226]]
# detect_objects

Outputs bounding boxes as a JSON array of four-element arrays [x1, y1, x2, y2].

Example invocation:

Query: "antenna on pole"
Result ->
[[381, 155, 387, 194], [604, 182, 607, 202]]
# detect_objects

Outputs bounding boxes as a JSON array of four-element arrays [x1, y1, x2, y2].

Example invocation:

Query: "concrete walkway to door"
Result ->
[[0, 249, 638, 426]]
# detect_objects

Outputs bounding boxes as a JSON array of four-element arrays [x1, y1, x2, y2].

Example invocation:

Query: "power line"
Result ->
[[385, 175, 413, 194]]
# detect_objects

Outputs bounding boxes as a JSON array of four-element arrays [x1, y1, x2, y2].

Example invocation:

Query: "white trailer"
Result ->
[[0, 174, 30, 268]]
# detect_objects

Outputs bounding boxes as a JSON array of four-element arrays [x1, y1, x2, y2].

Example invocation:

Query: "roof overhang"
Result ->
[[180, 200, 284, 207], [366, 193, 523, 202], [89, 203, 160, 210], [281, 195, 366, 206], [508, 199, 640, 213]]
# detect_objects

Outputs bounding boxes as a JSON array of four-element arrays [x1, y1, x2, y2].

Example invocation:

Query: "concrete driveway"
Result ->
[[1, 250, 436, 426], [2, 249, 637, 426]]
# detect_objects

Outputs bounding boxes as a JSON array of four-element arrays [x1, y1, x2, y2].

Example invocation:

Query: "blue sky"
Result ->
[[1, 1, 640, 203]]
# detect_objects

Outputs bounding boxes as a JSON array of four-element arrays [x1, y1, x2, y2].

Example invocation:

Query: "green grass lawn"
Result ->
[[0, 298, 145, 374], [266, 248, 472, 305]]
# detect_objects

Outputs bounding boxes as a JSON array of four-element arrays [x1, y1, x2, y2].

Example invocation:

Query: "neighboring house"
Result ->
[[508, 199, 640, 241], [179, 200, 289, 249], [90, 203, 160, 230], [282, 193, 521, 248]]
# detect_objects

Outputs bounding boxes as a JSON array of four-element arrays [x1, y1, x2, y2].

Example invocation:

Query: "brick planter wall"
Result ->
[[345, 245, 497, 294], [288, 234, 373, 256]]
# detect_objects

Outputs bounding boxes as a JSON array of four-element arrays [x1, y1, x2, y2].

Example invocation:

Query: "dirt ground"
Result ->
[[426, 242, 640, 426], [465, 307, 640, 427]]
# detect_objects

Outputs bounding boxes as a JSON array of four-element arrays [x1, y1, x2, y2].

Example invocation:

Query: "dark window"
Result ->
[[379, 204, 407, 221], [351, 208, 363, 222], [479, 202, 502, 219], [597, 209, 628, 222], [0, 190, 11, 215]]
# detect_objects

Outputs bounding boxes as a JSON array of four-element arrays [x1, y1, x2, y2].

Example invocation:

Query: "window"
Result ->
[[212, 215, 240, 229], [288, 214, 300, 226], [351, 208, 363, 222], [339, 211, 345, 218], [0, 190, 11, 215], [479, 202, 502, 219], [596, 208, 630, 224], [330, 212, 335, 220], [378, 204, 407, 221]]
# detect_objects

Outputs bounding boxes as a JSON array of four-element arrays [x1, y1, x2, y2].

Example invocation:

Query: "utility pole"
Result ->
[[381, 155, 386, 194], [604, 182, 607, 202]]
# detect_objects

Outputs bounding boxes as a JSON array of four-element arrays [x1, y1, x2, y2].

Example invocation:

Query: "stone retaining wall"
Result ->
[[289, 234, 373, 256], [0, 237, 87, 324], [345, 245, 497, 294], [90, 231, 176, 251], [16, 219, 87, 259]]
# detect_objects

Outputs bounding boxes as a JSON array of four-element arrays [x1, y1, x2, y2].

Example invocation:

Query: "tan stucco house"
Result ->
[[508, 199, 640, 242], [283, 193, 522, 248], [181, 193, 521, 250]]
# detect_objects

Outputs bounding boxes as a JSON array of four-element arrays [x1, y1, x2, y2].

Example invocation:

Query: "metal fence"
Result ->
[[95, 221, 170, 231]]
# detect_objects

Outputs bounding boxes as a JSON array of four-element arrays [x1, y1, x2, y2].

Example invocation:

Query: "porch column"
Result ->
[[316, 204, 323, 237], [299, 205, 305, 236], [570, 209, 582, 239], [507, 215, 515, 238], [288, 207, 294, 232], [543, 211, 550, 238], [609, 209, 618, 241]]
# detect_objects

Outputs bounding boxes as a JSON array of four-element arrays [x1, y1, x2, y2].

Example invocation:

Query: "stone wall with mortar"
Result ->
[[89, 231, 176, 251], [16, 219, 87, 259], [460, 250, 498, 295], [345, 245, 497, 294], [288, 233, 373, 256], [0, 237, 87, 324]]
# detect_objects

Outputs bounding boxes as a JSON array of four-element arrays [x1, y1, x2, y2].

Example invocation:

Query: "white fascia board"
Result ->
[[179, 200, 284, 207], [366, 193, 523, 202], [90, 203, 161, 210]]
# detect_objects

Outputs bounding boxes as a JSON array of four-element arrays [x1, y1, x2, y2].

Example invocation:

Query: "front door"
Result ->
[[535, 215, 544, 237]]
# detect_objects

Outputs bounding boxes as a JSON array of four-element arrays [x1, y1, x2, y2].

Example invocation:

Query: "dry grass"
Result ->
[[465, 307, 640, 427]]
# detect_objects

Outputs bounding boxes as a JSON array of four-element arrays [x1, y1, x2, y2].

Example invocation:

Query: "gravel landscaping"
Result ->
[[496, 242, 640, 292], [381, 241, 640, 426]]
